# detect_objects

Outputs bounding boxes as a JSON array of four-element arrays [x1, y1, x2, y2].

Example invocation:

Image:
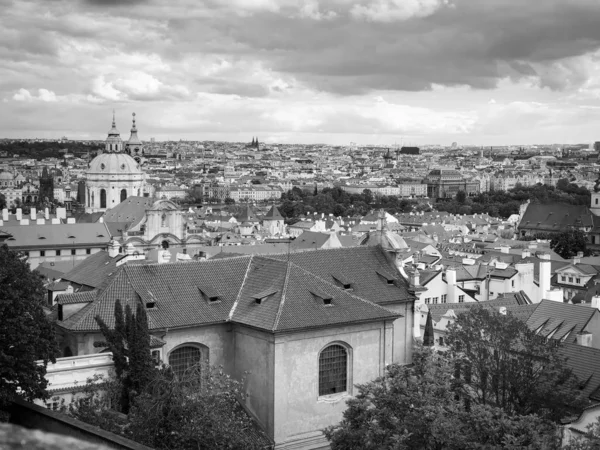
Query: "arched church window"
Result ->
[[100, 189, 107, 208], [161, 213, 167, 228], [318, 343, 349, 396], [168, 344, 209, 380], [120, 189, 127, 202]]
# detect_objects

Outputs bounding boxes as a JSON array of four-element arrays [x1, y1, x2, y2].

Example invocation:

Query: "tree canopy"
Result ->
[[550, 228, 590, 260], [0, 245, 58, 419], [445, 306, 587, 422], [325, 346, 560, 450]]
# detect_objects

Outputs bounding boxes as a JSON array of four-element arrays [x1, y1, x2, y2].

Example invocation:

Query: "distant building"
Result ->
[[423, 169, 480, 198], [399, 146, 420, 155]]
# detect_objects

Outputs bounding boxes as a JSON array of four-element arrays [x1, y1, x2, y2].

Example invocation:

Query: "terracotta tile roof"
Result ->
[[559, 343, 600, 402], [427, 294, 527, 322], [519, 203, 594, 233], [526, 300, 598, 344], [102, 196, 154, 226], [55, 246, 410, 334], [270, 246, 414, 305], [56, 291, 96, 305], [61, 251, 125, 289]]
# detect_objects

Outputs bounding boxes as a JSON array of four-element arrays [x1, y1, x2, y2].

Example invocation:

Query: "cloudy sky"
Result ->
[[4, 0, 600, 145]]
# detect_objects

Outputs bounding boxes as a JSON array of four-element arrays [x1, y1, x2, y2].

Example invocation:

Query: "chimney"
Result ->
[[16, 208, 22, 221], [591, 295, 600, 310], [411, 268, 420, 287], [576, 332, 592, 347], [107, 240, 120, 258], [2, 209, 8, 221], [499, 306, 507, 315], [446, 266, 457, 303], [125, 243, 135, 256], [539, 258, 551, 300], [30, 207, 36, 221], [521, 248, 530, 259], [158, 249, 171, 264], [44, 207, 50, 220]]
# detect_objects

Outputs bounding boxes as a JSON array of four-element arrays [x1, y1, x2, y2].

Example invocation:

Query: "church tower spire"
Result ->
[[105, 110, 123, 153], [125, 112, 142, 158]]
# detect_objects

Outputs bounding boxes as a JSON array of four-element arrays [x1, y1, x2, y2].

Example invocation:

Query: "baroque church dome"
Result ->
[[87, 152, 143, 175]]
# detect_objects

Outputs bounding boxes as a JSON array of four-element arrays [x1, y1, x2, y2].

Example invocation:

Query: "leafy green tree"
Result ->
[[325, 346, 560, 450], [0, 245, 58, 419], [550, 228, 589, 259], [224, 196, 235, 205], [456, 190, 467, 204], [446, 306, 587, 422]]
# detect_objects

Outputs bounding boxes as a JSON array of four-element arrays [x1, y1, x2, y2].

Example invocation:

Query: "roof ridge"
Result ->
[[272, 261, 292, 331], [227, 255, 254, 322]]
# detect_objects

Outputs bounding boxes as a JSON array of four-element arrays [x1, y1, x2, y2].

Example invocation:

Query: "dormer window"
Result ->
[[199, 286, 221, 303], [332, 274, 353, 290], [376, 270, 396, 285], [252, 288, 278, 305], [310, 289, 334, 306], [146, 302, 156, 309]]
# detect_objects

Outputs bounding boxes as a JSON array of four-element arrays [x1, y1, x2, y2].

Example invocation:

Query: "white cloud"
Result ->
[[350, 0, 447, 22], [38, 88, 57, 102], [91, 76, 122, 101], [13, 88, 58, 102], [13, 88, 33, 101]]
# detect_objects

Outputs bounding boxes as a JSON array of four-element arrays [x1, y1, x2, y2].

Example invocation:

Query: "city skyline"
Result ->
[[4, 0, 600, 145]]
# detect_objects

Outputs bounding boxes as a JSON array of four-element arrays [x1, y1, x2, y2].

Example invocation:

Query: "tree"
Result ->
[[325, 346, 560, 450], [550, 228, 589, 259], [127, 365, 269, 450], [0, 245, 58, 419], [95, 300, 154, 413], [456, 190, 467, 204], [445, 306, 586, 422], [224, 197, 235, 205]]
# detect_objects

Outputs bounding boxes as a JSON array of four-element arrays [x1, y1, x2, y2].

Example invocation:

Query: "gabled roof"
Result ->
[[526, 300, 598, 344]]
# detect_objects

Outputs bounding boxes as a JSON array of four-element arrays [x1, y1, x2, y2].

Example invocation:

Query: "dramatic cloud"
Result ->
[[3, 0, 600, 144]]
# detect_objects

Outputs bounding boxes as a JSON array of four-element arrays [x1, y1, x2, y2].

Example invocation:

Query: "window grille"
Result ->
[[319, 344, 347, 396], [169, 346, 206, 379]]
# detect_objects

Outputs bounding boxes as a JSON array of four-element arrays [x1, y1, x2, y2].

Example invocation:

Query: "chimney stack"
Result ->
[[577, 332, 592, 347], [30, 207, 36, 221], [15, 208, 22, 221], [446, 266, 457, 303], [1, 209, 8, 221], [107, 240, 120, 258], [44, 207, 50, 220]]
